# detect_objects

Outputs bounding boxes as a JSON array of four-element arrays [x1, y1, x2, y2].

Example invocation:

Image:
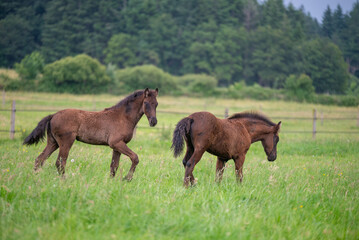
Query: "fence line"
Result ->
[[0, 108, 358, 120], [1, 102, 359, 138]]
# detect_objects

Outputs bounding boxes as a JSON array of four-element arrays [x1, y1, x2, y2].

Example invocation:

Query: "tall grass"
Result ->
[[1, 92, 358, 239]]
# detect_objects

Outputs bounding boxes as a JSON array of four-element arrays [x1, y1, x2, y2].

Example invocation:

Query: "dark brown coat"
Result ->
[[172, 111, 281, 187]]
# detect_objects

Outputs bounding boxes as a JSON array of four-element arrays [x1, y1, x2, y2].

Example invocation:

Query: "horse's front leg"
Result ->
[[110, 141, 139, 181], [110, 150, 121, 177], [234, 154, 246, 183]]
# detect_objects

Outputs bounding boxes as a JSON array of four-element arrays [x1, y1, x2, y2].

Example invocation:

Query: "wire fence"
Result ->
[[1, 101, 359, 139]]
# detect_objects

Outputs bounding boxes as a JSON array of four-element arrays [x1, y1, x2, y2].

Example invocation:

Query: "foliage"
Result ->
[[346, 74, 359, 96], [104, 33, 139, 68], [113, 65, 177, 95], [0, 0, 358, 98], [284, 74, 315, 102], [176, 74, 218, 96], [0, 69, 20, 90], [41, 54, 110, 94], [0, 14, 36, 67], [14, 51, 44, 90], [300, 39, 349, 94]]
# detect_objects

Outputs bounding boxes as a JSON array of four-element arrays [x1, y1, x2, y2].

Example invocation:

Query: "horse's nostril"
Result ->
[[149, 117, 157, 127]]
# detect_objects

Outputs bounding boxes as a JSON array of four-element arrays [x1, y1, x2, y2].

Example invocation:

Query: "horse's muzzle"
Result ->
[[149, 117, 157, 127], [267, 153, 277, 162]]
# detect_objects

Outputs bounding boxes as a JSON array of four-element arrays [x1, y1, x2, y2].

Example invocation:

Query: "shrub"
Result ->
[[41, 54, 110, 94], [242, 84, 277, 100], [14, 51, 44, 90], [227, 81, 246, 99], [284, 74, 315, 102], [176, 74, 218, 96], [113, 65, 178, 95], [0, 69, 20, 90]]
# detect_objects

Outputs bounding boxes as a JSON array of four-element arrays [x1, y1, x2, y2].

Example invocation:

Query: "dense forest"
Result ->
[[0, 0, 359, 97]]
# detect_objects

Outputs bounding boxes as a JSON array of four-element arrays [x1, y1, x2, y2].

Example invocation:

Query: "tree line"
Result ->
[[0, 0, 359, 95]]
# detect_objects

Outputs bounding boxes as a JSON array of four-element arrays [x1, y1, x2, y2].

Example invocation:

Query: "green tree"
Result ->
[[0, 15, 36, 67], [322, 6, 333, 38], [41, 0, 124, 62], [104, 33, 139, 68], [261, 0, 285, 29], [301, 39, 349, 94], [344, 2, 359, 77], [246, 26, 298, 88]]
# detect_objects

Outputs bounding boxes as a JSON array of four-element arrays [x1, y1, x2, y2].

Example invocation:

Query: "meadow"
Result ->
[[1, 91, 358, 239]]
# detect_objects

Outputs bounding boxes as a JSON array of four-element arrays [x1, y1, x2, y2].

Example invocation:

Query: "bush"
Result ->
[[227, 82, 280, 100], [227, 81, 246, 99], [41, 54, 110, 94], [176, 74, 218, 96], [14, 51, 44, 90], [0, 69, 20, 90], [113, 65, 178, 95], [284, 74, 315, 102]]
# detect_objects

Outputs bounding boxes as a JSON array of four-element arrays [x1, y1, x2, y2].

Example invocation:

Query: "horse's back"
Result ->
[[188, 111, 251, 158]]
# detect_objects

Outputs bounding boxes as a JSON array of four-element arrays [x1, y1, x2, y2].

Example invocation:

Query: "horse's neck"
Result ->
[[114, 99, 144, 128], [237, 120, 271, 143]]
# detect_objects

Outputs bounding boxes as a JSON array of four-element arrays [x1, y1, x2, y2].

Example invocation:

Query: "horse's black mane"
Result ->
[[105, 90, 144, 111], [228, 112, 275, 126]]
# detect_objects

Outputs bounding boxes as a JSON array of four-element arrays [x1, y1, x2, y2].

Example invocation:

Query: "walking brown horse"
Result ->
[[24, 88, 158, 180], [171, 111, 281, 187]]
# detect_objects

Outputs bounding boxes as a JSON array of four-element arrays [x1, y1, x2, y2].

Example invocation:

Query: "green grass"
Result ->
[[1, 91, 358, 239]]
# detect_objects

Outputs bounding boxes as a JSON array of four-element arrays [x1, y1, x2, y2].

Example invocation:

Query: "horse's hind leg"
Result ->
[[184, 148, 205, 187], [110, 141, 138, 181], [182, 141, 194, 168], [55, 135, 76, 175], [34, 135, 58, 171], [110, 150, 121, 177], [215, 157, 227, 183]]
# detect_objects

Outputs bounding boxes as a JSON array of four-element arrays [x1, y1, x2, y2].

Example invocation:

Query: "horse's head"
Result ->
[[143, 88, 158, 127], [261, 121, 281, 161]]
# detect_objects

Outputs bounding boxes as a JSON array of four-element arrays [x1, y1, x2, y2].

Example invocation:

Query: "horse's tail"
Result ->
[[171, 117, 193, 158], [23, 114, 54, 146]]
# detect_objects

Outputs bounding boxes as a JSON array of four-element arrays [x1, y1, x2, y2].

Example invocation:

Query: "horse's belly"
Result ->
[[207, 147, 231, 159], [76, 135, 108, 145], [76, 127, 109, 145]]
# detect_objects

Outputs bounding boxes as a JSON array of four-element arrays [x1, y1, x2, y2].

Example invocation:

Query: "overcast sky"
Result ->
[[283, 0, 357, 23]]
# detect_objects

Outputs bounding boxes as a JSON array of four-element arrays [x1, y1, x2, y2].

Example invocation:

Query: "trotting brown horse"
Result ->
[[171, 111, 281, 187], [24, 88, 158, 180]]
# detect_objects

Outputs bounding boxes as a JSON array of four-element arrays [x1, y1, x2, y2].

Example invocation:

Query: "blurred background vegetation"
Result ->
[[0, 0, 358, 106]]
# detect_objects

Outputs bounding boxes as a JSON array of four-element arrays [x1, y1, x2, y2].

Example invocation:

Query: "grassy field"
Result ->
[[1, 91, 358, 239]]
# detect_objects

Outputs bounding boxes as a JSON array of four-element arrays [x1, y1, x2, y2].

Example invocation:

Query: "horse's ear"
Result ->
[[144, 88, 149, 97], [275, 121, 282, 133], [155, 88, 158, 96]]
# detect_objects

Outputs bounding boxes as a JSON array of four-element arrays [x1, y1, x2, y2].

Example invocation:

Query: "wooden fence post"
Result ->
[[224, 108, 229, 118], [10, 100, 15, 139], [312, 109, 317, 139]]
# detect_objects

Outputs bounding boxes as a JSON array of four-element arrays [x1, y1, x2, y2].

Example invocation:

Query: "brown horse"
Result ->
[[24, 88, 158, 180], [171, 111, 281, 187]]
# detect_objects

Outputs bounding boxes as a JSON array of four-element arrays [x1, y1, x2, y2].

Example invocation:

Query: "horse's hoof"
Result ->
[[123, 176, 133, 182]]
